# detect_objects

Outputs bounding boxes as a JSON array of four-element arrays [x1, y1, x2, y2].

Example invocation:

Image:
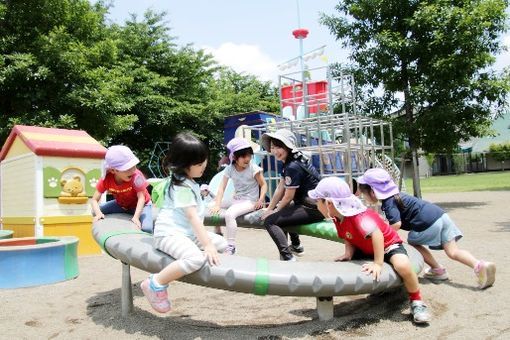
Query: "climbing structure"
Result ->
[[243, 63, 402, 196]]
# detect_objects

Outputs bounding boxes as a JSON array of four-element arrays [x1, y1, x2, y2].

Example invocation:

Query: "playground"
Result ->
[[0, 190, 508, 339]]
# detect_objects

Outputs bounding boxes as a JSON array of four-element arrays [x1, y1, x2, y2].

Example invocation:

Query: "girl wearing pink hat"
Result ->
[[357, 168, 496, 289], [91, 145, 153, 233], [308, 177, 431, 324], [210, 137, 268, 255]]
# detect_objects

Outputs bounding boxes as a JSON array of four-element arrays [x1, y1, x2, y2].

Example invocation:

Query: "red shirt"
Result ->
[[333, 209, 402, 255], [96, 169, 151, 209]]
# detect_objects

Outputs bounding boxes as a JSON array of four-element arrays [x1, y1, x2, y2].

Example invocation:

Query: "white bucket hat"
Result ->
[[308, 177, 367, 217], [261, 129, 298, 153]]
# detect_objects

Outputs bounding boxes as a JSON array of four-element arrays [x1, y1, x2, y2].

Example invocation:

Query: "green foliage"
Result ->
[[489, 141, 510, 162], [424, 153, 436, 168], [0, 1, 279, 181], [321, 0, 510, 154], [452, 153, 467, 174]]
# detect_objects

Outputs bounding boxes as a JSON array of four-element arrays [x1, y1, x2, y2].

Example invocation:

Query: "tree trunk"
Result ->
[[402, 66, 422, 198], [411, 147, 422, 198]]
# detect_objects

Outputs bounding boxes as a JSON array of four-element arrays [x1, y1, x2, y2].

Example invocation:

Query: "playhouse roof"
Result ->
[[0, 125, 107, 161]]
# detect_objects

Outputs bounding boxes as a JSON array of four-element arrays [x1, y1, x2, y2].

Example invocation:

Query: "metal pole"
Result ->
[[299, 37, 308, 118], [316, 296, 334, 321], [121, 262, 133, 316]]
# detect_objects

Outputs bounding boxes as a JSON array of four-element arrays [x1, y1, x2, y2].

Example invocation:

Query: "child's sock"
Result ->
[[150, 274, 168, 291], [408, 290, 422, 302]]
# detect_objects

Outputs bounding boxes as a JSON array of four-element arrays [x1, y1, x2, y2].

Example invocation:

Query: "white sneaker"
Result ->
[[411, 300, 431, 324], [224, 244, 236, 255], [474, 261, 496, 289]]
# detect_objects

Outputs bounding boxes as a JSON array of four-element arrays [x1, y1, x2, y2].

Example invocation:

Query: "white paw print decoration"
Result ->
[[48, 177, 58, 188], [89, 178, 98, 188]]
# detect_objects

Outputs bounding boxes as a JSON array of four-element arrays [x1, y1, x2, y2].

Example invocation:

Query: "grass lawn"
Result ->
[[404, 171, 510, 193]]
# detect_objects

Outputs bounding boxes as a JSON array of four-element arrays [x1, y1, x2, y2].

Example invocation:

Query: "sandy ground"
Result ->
[[1, 191, 510, 340]]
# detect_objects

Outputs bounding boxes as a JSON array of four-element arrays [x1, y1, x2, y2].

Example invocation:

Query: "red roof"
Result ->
[[0, 125, 107, 161]]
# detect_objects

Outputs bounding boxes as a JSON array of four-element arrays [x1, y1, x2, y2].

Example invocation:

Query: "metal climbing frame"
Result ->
[[243, 65, 399, 198]]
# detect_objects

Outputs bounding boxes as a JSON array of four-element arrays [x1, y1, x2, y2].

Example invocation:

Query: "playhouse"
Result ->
[[0, 125, 106, 255]]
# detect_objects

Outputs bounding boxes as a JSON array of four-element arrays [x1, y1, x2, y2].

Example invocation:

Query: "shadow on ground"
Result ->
[[435, 201, 486, 211], [493, 221, 510, 233], [86, 284, 423, 339]]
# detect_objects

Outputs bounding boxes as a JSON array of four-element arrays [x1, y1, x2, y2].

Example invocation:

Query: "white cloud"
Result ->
[[203, 43, 279, 82], [503, 35, 510, 49], [494, 34, 510, 71]]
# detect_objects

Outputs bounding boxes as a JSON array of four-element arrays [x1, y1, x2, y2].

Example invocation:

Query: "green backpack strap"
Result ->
[[151, 174, 200, 209]]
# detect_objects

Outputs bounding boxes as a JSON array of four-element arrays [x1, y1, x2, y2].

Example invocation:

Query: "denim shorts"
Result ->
[[408, 213, 463, 250]]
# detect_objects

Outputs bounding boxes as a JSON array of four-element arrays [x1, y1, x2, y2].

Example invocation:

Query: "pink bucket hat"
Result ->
[[226, 137, 252, 161], [357, 168, 399, 199], [308, 177, 366, 216], [104, 145, 139, 171]]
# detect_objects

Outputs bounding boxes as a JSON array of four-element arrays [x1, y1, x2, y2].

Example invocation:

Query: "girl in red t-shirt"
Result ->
[[308, 176, 431, 324], [91, 145, 153, 232]]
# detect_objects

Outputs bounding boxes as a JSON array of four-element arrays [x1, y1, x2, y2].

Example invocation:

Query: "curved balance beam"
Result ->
[[93, 214, 423, 319]]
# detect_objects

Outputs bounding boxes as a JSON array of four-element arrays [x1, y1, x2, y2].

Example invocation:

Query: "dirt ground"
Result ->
[[1, 191, 509, 339]]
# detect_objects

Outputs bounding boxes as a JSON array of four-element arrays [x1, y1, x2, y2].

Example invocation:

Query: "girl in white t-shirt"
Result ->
[[141, 132, 227, 313], [210, 137, 268, 255]]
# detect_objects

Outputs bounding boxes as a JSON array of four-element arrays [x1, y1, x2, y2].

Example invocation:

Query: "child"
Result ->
[[91, 145, 153, 233], [210, 137, 268, 255], [357, 168, 496, 289], [261, 129, 324, 261], [308, 176, 431, 324], [141, 132, 227, 313]]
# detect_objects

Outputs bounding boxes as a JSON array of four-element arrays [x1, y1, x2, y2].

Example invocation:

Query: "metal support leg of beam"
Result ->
[[121, 262, 133, 317], [316, 296, 334, 321]]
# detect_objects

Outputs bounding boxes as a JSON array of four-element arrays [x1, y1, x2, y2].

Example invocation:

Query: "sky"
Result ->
[[100, 0, 510, 83]]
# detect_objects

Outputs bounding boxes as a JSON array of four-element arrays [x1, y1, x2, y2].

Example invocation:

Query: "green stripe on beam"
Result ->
[[253, 258, 269, 295]]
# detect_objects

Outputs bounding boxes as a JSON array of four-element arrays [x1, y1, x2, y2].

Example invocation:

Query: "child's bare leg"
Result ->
[[154, 262, 185, 285], [390, 253, 431, 323], [390, 254, 419, 293], [443, 240, 496, 288], [412, 244, 441, 269], [443, 240, 478, 268]]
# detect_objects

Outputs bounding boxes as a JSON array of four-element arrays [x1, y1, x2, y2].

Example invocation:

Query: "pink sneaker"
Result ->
[[140, 278, 171, 313], [423, 266, 449, 281], [474, 261, 496, 289]]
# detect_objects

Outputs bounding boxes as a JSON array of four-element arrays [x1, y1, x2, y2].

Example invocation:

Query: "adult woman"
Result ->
[[261, 129, 324, 261]]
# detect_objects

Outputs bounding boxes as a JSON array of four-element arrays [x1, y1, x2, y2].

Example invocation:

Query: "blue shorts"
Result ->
[[100, 200, 154, 233], [407, 213, 463, 250]]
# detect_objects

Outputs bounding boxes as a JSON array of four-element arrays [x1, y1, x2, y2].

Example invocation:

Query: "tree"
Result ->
[[0, 0, 138, 141], [0, 1, 280, 181], [321, 0, 510, 197]]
